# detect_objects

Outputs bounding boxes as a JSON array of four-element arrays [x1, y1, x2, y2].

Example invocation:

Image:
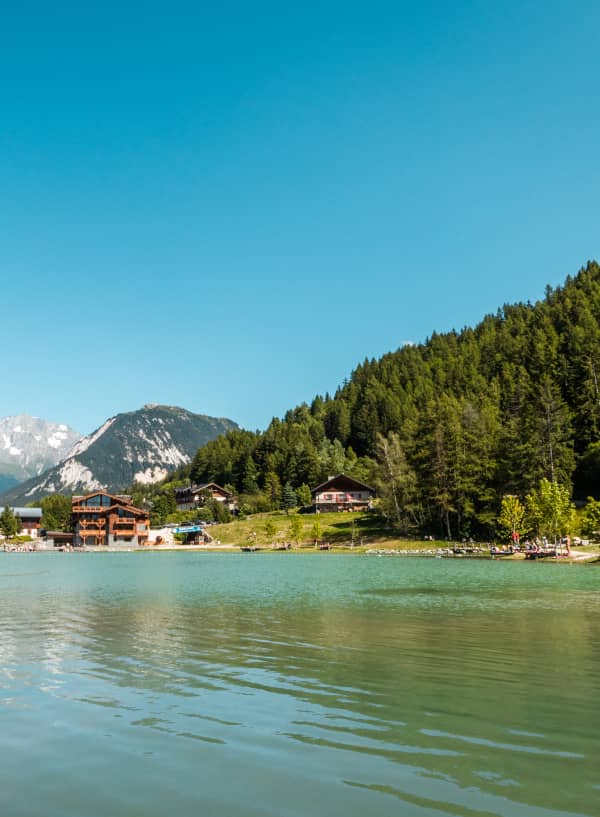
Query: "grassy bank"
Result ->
[[206, 511, 600, 560], [209, 510, 448, 551]]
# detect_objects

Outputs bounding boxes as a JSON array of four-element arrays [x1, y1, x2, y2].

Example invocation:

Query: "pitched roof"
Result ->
[[72, 491, 132, 503], [175, 483, 233, 498], [71, 491, 147, 516], [12, 507, 42, 518], [311, 474, 375, 495]]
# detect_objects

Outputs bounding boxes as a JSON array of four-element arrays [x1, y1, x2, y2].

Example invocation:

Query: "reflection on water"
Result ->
[[0, 554, 599, 817]]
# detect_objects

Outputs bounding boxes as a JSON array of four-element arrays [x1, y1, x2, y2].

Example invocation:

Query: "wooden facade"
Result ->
[[72, 491, 150, 547], [311, 474, 375, 513]]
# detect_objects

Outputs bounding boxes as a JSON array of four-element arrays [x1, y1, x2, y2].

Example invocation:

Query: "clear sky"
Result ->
[[2, 2, 599, 435]]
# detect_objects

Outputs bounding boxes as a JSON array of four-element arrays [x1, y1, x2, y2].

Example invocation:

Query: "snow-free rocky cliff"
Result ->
[[0, 405, 237, 504], [0, 414, 81, 492]]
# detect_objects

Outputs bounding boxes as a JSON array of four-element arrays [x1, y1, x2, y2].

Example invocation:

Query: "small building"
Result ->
[[175, 483, 236, 512], [41, 530, 74, 548], [12, 507, 43, 537], [311, 474, 375, 513], [172, 522, 207, 545], [71, 491, 150, 547]]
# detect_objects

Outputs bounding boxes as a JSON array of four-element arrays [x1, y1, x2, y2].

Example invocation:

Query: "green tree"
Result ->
[[497, 495, 526, 542], [0, 506, 19, 537], [264, 518, 277, 544], [209, 499, 232, 523], [282, 482, 297, 513], [40, 494, 72, 531], [573, 442, 600, 500], [526, 479, 574, 545], [242, 456, 259, 494], [295, 483, 312, 507], [375, 431, 418, 532], [288, 514, 303, 546], [580, 497, 600, 540], [263, 471, 282, 510], [150, 493, 177, 525], [310, 518, 322, 548]]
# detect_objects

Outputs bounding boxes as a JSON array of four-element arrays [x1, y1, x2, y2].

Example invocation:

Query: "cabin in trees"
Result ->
[[311, 474, 375, 513], [174, 483, 236, 512], [71, 491, 150, 547], [12, 507, 42, 537]]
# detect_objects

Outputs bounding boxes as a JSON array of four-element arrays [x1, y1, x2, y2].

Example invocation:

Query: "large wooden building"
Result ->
[[71, 491, 150, 547], [311, 474, 375, 513]]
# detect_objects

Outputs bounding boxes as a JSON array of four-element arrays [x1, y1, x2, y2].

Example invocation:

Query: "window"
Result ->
[[84, 494, 111, 508]]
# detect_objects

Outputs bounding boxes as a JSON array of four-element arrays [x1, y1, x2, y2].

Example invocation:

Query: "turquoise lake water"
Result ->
[[0, 553, 598, 817]]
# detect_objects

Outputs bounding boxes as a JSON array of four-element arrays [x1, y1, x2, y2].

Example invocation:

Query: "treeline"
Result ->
[[149, 262, 600, 538]]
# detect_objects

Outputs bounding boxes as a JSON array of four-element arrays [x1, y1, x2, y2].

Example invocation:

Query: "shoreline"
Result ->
[[3, 542, 598, 563]]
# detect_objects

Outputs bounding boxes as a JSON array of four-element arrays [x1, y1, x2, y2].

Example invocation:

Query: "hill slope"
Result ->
[[186, 261, 600, 537], [0, 405, 237, 504]]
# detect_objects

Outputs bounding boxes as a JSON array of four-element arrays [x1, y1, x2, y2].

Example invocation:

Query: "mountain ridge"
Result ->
[[0, 414, 81, 491], [0, 405, 237, 505]]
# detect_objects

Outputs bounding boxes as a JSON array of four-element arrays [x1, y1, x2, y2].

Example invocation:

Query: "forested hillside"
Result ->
[[155, 262, 600, 538]]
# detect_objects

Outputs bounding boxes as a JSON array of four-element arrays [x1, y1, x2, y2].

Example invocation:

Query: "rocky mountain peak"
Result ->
[[0, 414, 82, 492]]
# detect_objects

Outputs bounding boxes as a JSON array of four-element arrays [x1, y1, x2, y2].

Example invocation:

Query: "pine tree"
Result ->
[[263, 472, 282, 510], [282, 482, 297, 513], [241, 456, 259, 494]]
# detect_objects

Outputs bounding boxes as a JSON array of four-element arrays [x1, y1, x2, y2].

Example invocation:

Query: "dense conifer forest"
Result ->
[[142, 262, 600, 539]]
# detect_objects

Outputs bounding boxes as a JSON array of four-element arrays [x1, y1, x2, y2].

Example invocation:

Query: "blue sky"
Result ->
[[2, 2, 599, 435]]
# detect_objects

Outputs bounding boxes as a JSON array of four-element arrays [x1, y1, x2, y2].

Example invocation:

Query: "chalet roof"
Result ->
[[311, 474, 375, 496], [72, 490, 131, 502], [108, 504, 147, 516], [71, 491, 147, 516], [12, 507, 42, 518], [175, 482, 233, 498]]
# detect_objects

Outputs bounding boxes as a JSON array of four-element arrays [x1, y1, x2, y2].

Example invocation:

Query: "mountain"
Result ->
[[0, 405, 237, 504], [0, 414, 81, 492]]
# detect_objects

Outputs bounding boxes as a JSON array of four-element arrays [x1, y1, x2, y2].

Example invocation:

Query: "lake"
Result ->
[[0, 553, 598, 817]]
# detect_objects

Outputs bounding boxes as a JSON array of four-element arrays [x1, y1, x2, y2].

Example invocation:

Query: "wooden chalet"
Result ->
[[12, 507, 42, 538], [71, 491, 150, 547], [311, 474, 375, 513], [175, 483, 235, 512]]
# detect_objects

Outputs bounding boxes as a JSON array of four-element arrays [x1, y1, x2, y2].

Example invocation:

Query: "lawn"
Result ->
[[208, 510, 447, 551]]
